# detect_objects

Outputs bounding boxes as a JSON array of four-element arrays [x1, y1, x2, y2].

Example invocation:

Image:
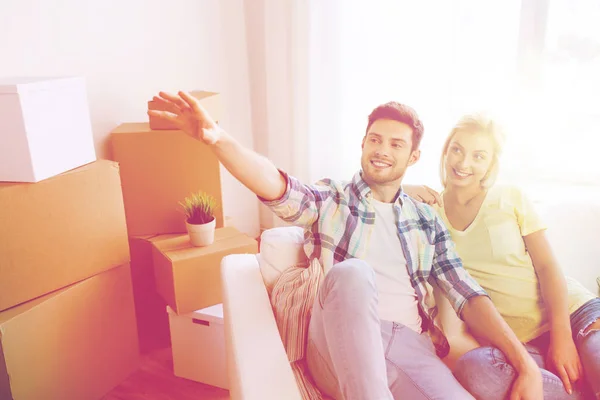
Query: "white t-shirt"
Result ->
[[364, 199, 422, 333]]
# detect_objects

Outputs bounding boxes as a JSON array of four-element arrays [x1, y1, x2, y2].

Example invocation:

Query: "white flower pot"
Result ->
[[186, 218, 216, 247]]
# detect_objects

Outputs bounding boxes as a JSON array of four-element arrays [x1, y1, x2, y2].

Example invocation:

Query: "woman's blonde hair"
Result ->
[[440, 112, 506, 188]]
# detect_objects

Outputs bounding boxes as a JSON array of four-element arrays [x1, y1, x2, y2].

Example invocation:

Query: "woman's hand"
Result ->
[[547, 332, 583, 394], [403, 184, 442, 206], [509, 362, 544, 400]]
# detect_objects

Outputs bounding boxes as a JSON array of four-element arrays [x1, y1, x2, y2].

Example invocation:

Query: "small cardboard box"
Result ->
[[0, 76, 96, 182], [0, 264, 140, 400], [148, 91, 223, 130], [153, 227, 258, 315], [110, 122, 224, 236], [0, 160, 130, 311], [167, 303, 228, 389]]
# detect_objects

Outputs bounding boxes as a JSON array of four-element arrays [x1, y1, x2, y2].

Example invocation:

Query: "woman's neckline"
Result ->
[[441, 188, 490, 234]]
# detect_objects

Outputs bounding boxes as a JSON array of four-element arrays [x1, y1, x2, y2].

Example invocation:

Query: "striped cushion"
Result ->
[[270, 258, 325, 398], [292, 360, 328, 400]]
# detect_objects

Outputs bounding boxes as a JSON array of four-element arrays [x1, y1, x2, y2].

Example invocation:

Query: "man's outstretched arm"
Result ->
[[148, 91, 286, 201]]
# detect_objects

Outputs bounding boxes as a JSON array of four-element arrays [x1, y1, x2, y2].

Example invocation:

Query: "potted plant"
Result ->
[[179, 191, 218, 247]]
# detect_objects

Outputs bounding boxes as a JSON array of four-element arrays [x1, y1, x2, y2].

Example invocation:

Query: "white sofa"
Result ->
[[221, 202, 600, 400]]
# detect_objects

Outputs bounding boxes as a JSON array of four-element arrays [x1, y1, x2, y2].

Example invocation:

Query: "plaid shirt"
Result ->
[[261, 170, 488, 357]]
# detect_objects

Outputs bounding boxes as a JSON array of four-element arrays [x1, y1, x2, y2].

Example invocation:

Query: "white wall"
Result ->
[[0, 0, 260, 238]]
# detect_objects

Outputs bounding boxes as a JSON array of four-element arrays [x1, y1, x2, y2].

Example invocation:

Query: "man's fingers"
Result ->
[[179, 91, 205, 115], [147, 110, 180, 124], [557, 365, 573, 394], [152, 96, 181, 115], [158, 91, 188, 110]]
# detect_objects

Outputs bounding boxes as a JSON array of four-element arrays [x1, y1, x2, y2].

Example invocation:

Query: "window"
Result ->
[[314, 1, 599, 193]]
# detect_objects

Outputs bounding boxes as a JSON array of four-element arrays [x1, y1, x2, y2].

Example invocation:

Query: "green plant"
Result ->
[[179, 191, 218, 224]]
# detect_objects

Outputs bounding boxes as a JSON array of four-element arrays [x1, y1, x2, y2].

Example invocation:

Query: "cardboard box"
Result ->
[[0, 264, 140, 400], [153, 227, 258, 315], [128, 216, 233, 352], [0, 76, 96, 182], [168, 304, 228, 389], [110, 123, 224, 236], [0, 160, 130, 311], [129, 235, 176, 354], [148, 91, 223, 130]]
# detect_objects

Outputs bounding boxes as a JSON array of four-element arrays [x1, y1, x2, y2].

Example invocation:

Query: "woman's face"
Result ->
[[444, 130, 495, 188]]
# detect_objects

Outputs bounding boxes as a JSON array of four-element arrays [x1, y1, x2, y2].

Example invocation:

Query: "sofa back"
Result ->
[[258, 226, 307, 295], [541, 201, 600, 295], [258, 202, 599, 296]]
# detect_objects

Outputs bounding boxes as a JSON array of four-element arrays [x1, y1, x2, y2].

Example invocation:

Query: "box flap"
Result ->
[[0, 76, 84, 94], [167, 304, 224, 325], [154, 227, 249, 262]]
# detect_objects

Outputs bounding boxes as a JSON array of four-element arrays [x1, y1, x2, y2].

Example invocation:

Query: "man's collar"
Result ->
[[352, 170, 405, 205]]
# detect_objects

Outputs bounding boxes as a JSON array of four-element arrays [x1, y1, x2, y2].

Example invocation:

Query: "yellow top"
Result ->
[[436, 185, 595, 343]]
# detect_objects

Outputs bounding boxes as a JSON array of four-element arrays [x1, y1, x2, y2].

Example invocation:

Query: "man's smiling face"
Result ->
[[361, 118, 419, 186]]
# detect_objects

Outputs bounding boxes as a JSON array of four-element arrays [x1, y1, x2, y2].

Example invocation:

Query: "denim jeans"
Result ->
[[454, 298, 600, 400], [305, 259, 474, 400]]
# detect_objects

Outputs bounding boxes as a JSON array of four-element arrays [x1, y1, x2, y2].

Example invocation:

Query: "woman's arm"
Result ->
[[525, 231, 570, 336], [524, 230, 583, 394]]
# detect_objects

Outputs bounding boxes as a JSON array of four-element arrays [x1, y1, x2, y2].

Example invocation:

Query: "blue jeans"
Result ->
[[306, 259, 474, 399], [454, 298, 600, 400]]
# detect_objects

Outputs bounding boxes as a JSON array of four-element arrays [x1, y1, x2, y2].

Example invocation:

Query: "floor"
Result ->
[[102, 347, 230, 400]]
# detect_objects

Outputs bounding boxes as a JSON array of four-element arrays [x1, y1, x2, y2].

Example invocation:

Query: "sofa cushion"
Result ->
[[270, 257, 325, 399], [270, 257, 323, 362], [259, 226, 308, 294]]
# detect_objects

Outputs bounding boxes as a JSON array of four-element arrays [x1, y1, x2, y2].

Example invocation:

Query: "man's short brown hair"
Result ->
[[366, 102, 424, 150]]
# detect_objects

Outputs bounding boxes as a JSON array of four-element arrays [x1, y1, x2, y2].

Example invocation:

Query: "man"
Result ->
[[149, 91, 543, 400]]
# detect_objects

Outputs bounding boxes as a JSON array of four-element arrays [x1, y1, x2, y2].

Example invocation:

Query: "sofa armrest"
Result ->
[[221, 254, 302, 400]]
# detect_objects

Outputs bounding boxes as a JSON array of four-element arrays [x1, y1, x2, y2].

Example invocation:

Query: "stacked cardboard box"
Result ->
[[110, 122, 225, 236], [0, 161, 139, 400], [152, 227, 258, 315], [0, 77, 96, 183], [110, 91, 230, 354], [0, 77, 139, 399], [110, 91, 260, 389]]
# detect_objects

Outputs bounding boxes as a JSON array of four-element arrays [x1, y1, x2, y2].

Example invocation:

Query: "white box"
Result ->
[[167, 303, 229, 389], [0, 76, 96, 182]]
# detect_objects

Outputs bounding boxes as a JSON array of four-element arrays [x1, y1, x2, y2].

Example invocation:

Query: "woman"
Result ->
[[412, 113, 599, 399]]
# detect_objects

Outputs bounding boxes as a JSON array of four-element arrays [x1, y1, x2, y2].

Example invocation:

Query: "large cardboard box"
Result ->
[[153, 227, 258, 315], [129, 235, 175, 354], [0, 160, 130, 311], [148, 91, 223, 130], [110, 123, 224, 236], [0, 264, 140, 400], [0, 76, 96, 182]]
